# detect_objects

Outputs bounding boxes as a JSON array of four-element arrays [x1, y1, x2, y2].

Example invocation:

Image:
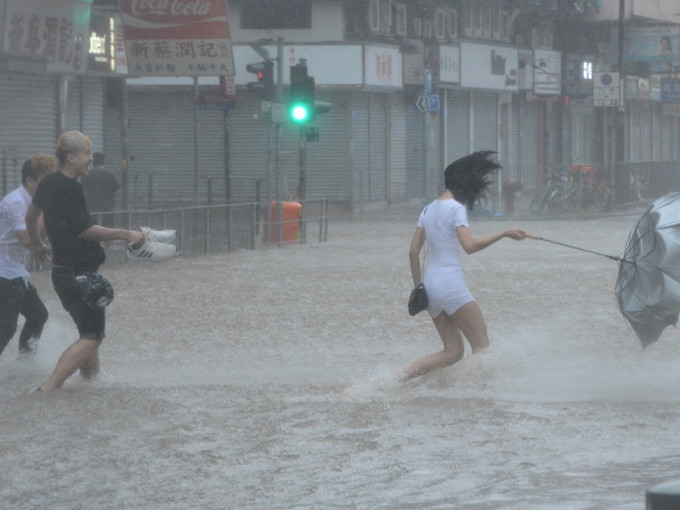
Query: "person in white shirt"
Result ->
[[400, 152, 527, 382], [0, 154, 56, 357]]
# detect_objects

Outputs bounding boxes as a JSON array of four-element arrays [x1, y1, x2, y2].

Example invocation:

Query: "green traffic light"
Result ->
[[291, 104, 310, 123]]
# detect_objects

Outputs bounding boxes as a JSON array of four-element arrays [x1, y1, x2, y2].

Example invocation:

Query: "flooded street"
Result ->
[[2, 212, 679, 509]]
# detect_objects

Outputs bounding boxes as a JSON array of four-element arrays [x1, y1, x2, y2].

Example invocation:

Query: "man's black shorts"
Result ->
[[52, 267, 105, 340]]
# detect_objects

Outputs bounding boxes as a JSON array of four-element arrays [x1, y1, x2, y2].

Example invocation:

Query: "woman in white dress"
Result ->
[[400, 152, 527, 382]]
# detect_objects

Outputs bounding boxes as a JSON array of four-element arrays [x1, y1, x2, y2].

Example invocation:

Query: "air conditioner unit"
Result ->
[[396, 4, 407, 36]]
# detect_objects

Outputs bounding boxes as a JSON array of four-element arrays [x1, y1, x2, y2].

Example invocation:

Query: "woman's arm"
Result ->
[[409, 226, 425, 287], [456, 225, 526, 255]]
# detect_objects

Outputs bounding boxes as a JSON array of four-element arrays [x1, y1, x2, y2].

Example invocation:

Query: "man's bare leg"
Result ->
[[40, 337, 102, 391], [80, 347, 100, 380]]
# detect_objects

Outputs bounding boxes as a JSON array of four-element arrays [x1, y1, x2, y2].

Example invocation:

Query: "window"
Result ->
[[447, 8, 458, 40], [434, 9, 446, 40], [582, 60, 593, 80], [368, 0, 381, 32], [241, 0, 312, 29], [396, 4, 407, 36]]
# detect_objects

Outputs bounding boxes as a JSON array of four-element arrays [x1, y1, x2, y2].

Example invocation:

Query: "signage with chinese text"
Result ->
[[2, 0, 90, 74], [119, 0, 235, 77]]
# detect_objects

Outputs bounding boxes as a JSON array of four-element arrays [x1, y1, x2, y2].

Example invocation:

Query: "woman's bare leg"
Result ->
[[452, 301, 490, 353], [399, 312, 465, 382]]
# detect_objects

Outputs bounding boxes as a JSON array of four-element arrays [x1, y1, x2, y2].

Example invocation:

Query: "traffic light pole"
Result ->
[[298, 127, 307, 243]]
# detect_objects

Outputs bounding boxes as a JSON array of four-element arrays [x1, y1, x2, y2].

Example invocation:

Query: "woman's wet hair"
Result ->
[[444, 151, 500, 210]]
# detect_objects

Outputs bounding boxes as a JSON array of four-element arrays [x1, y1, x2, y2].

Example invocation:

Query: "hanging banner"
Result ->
[[119, 0, 235, 77], [1, 0, 90, 74]]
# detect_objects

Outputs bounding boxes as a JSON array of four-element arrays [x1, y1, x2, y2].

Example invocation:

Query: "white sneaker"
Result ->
[[127, 239, 176, 262], [141, 226, 176, 243]]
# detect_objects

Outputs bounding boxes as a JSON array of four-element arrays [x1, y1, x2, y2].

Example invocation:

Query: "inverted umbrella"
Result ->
[[614, 192, 680, 347], [527, 193, 680, 347]]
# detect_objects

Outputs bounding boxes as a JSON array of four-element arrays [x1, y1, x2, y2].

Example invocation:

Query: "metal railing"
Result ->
[[26, 199, 329, 270]]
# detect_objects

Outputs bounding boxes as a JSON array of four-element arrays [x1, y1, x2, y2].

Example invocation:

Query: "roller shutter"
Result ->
[[406, 99, 424, 199], [516, 98, 540, 173], [447, 89, 470, 161], [126, 89, 196, 206], [0, 72, 58, 194], [65, 77, 105, 151], [351, 92, 370, 206], [367, 93, 388, 202], [472, 91, 497, 152], [388, 92, 407, 202], [351, 91, 389, 204], [303, 90, 351, 201], [228, 91, 270, 201]]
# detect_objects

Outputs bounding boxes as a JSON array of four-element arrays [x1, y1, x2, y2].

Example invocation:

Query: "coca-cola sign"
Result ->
[[128, 0, 213, 17], [119, 0, 234, 77]]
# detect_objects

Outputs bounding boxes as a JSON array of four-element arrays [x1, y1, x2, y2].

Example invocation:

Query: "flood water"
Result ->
[[2, 210, 679, 509]]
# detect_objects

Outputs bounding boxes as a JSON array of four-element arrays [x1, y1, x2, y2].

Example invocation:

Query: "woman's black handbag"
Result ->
[[408, 283, 428, 316]]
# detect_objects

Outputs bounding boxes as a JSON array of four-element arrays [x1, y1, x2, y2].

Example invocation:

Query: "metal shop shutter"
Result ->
[[303, 90, 351, 201], [227, 92, 271, 202], [446, 89, 470, 162], [367, 92, 388, 202], [65, 76, 105, 151], [0, 72, 58, 193], [388, 92, 407, 202], [472, 91, 497, 153], [126, 89, 195, 206], [406, 99, 425, 199], [515, 98, 540, 173], [349, 91, 389, 204], [196, 105, 228, 202], [351, 92, 370, 205]]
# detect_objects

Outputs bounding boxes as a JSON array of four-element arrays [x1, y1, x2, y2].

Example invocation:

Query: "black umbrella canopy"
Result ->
[[616, 192, 680, 348]]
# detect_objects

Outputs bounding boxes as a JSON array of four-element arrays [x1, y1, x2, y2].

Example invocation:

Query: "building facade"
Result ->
[[1, 0, 680, 212]]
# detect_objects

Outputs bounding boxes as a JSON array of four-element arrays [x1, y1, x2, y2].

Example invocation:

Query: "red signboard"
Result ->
[[119, 0, 234, 77]]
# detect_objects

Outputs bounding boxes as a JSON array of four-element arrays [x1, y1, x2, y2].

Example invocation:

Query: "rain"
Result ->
[[2, 1, 680, 509]]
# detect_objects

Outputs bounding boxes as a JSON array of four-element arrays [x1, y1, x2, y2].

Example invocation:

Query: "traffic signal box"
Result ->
[[289, 63, 315, 125], [246, 60, 274, 99]]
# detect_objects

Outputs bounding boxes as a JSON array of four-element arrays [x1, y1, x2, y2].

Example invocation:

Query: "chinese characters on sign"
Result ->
[[2, 0, 90, 74], [364, 46, 402, 88], [119, 0, 235, 77]]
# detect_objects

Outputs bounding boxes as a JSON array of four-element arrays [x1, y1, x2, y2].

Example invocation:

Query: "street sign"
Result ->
[[195, 101, 235, 111], [593, 72, 620, 107], [425, 69, 433, 95], [416, 94, 440, 112]]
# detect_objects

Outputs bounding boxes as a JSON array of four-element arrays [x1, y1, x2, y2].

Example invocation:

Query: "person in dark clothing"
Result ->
[[26, 131, 145, 392], [81, 152, 119, 227], [0, 154, 56, 358]]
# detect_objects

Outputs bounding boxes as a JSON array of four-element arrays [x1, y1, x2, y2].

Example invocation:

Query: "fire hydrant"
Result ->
[[502, 180, 523, 217]]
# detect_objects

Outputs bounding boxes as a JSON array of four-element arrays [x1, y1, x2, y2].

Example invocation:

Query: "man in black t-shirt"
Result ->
[[26, 130, 145, 392]]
